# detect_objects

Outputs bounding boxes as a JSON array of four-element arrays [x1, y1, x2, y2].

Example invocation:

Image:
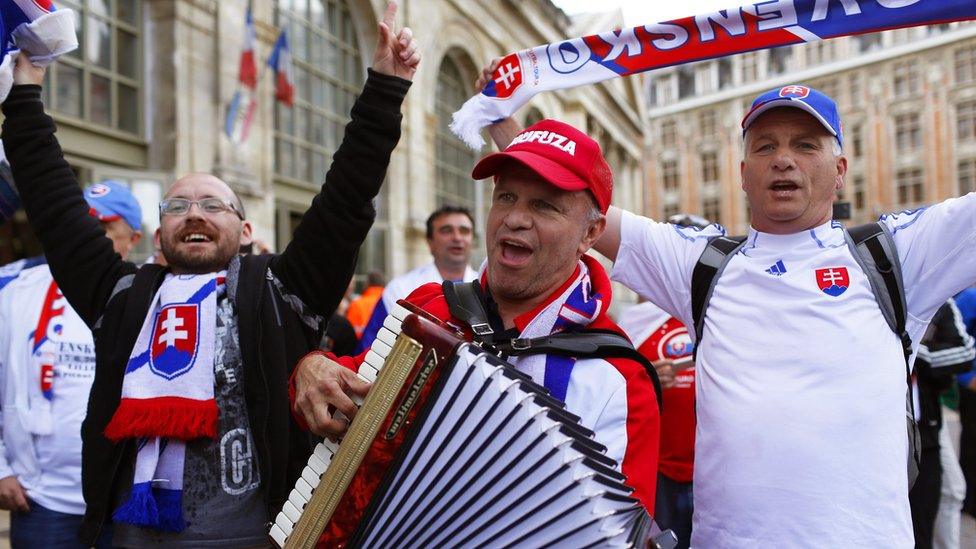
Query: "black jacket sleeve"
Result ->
[[270, 69, 410, 316], [917, 299, 976, 381], [1, 85, 136, 327]]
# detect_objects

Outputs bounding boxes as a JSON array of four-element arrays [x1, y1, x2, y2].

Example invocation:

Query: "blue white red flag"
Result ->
[[238, 5, 257, 89], [268, 29, 294, 106], [224, 3, 258, 144], [452, 0, 976, 148]]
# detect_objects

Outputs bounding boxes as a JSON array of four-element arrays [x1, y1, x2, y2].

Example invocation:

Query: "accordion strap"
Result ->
[[442, 281, 663, 410]]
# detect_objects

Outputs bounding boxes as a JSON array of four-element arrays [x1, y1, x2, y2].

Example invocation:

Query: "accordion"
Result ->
[[270, 302, 658, 548]]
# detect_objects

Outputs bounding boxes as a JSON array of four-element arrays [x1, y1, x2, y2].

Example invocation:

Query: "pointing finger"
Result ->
[[382, 1, 397, 32]]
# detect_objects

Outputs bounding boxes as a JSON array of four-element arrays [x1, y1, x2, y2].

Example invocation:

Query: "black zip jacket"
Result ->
[[916, 299, 975, 448], [1, 69, 410, 544]]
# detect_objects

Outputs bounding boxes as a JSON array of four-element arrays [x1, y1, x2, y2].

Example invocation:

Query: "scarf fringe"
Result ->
[[449, 95, 489, 150], [154, 488, 187, 532], [112, 482, 158, 528], [113, 483, 187, 533], [104, 397, 217, 442]]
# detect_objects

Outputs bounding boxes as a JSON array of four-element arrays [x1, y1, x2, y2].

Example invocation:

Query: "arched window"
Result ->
[[274, 1, 388, 280], [435, 54, 482, 212], [43, 0, 142, 135], [434, 52, 486, 259], [274, 0, 363, 186]]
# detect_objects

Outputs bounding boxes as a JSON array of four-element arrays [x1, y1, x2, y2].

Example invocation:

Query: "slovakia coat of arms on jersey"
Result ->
[[815, 267, 850, 297], [149, 303, 200, 379]]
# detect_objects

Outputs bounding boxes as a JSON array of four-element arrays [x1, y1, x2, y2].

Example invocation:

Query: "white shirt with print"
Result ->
[[611, 194, 976, 548]]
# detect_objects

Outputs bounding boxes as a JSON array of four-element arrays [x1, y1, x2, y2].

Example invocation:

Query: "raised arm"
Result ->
[[0, 57, 134, 327], [270, 2, 419, 316]]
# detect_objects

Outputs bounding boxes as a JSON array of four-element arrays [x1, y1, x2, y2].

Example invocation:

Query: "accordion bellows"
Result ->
[[272, 305, 652, 548]]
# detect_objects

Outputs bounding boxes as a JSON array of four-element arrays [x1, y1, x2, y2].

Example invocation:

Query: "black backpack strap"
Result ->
[[691, 235, 748, 355], [845, 221, 920, 487], [497, 331, 663, 411], [442, 280, 495, 345]]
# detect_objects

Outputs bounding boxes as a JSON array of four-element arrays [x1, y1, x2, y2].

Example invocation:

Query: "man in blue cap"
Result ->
[[585, 84, 976, 546], [0, 180, 142, 548]]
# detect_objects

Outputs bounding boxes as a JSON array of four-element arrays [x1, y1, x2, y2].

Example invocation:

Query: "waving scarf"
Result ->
[[451, 0, 976, 149], [0, 0, 78, 103]]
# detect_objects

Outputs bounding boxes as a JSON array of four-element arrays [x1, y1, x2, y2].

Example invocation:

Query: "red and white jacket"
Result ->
[[618, 302, 696, 484], [323, 254, 660, 513]]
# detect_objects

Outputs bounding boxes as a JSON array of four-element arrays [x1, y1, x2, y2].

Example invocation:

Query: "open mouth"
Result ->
[[770, 181, 799, 192], [499, 239, 533, 265], [181, 233, 214, 243]]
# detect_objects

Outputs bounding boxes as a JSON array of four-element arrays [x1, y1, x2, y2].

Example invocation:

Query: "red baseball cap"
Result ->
[[471, 119, 613, 214]]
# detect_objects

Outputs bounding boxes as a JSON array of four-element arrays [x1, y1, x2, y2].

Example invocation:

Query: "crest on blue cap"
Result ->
[[742, 85, 843, 149], [84, 180, 143, 232]]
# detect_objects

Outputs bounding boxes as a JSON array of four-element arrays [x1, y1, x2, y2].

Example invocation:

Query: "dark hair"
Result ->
[[366, 270, 385, 287], [425, 205, 474, 240]]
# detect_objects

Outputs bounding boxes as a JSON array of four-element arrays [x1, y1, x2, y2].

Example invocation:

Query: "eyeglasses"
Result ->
[[159, 198, 243, 219]]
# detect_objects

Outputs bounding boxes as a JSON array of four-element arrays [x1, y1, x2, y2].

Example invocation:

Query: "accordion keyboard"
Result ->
[[269, 302, 412, 548]]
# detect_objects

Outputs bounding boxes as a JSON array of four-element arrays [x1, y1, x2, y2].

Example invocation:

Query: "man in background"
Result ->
[[356, 205, 477, 351], [346, 270, 385, 339], [0, 181, 142, 548]]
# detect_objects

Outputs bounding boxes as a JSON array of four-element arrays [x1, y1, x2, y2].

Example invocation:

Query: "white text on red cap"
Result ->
[[509, 130, 577, 156]]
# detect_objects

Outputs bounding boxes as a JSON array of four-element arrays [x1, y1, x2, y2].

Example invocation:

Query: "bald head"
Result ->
[[164, 173, 245, 220], [155, 173, 253, 274]]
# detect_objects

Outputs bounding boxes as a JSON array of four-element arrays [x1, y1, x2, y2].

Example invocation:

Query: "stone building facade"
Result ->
[[643, 22, 976, 234], [0, 0, 649, 290]]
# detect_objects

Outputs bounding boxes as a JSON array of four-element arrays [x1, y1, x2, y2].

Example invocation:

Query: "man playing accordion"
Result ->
[[292, 118, 662, 514]]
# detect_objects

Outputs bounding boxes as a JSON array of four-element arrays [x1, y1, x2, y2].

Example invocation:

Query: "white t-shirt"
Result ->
[[612, 195, 976, 548], [0, 265, 95, 514]]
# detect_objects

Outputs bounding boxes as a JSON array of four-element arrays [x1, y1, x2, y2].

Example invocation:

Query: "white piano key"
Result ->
[[376, 327, 397, 347], [301, 465, 321, 487], [364, 350, 386, 370], [313, 442, 334, 464], [322, 438, 340, 453], [274, 512, 294, 537], [371, 339, 392, 357], [390, 303, 411, 321], [351, 393, 365, 406], [282, 500, 302, 524], [359, 363, 379, 382], [383, 314, 403, 333], [288, 490, 307, 512], [295, 477, 315, 501], [269, 524, 288, 547], [307, 453, 328, 475]]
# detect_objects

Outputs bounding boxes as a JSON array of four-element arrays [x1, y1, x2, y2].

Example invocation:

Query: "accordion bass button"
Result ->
[[269, 524, 288, 547]]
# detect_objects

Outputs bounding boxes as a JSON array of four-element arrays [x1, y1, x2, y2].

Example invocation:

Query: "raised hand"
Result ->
[[12, 52, 45, 87], [372, 2, 420, 81]]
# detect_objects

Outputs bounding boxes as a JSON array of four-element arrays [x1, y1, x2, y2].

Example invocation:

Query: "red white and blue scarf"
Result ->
[[108, 272, 225, 532], [452, 0, 976, 148], [0, 0, 77, 102], [494, 260, 605, 402]]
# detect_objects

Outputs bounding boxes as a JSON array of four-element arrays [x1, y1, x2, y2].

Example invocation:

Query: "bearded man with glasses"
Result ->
[[0, 3, 419, 546]]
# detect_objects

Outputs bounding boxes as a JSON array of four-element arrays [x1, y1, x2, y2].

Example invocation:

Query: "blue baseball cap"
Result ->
[[741, 85, 843, 149], [84, 180, 143, 232]]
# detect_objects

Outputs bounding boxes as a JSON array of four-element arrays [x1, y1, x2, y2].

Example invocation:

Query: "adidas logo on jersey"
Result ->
[[765, 260, 787, 276]]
